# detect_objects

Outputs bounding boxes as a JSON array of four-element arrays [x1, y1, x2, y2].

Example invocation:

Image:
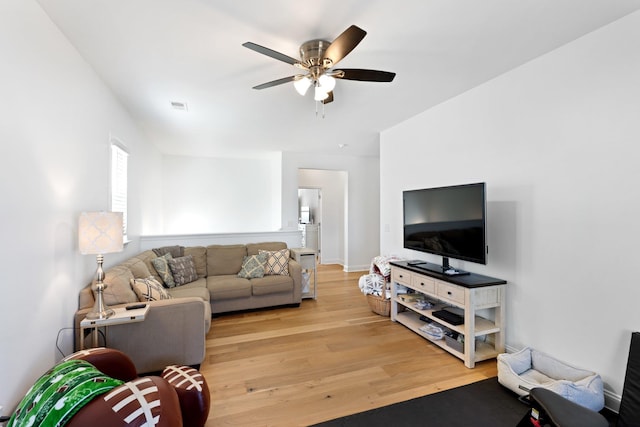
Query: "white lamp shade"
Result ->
[[79, 211, 124, 255], [318, 74, 336, 92], [294, 76, 312, 96]]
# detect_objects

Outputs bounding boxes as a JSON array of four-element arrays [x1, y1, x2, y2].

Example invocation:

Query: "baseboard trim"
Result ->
[[604, 389, 621, 413], [343, 264, 369, 272]]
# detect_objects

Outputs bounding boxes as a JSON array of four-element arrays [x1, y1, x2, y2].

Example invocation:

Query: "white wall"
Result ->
[[380, 11, 640, 405], [283, 152, 380, 271], [0, 0, 162, 412], [146, 151, 377, 271], [159, 153, 282, 234]]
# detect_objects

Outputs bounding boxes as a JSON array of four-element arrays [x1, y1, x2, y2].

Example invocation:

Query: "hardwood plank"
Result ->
[[202, 264, 498, 426]]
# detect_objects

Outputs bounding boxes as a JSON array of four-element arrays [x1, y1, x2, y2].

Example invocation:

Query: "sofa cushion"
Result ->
[[168, 255, 198, 286], [152, 253, 176, 288], [167, 279, 209, 302], [134, 250, 163, 283], [259, 249, 290, 276], [207, 245, 247, 275], [247, 241, 287, 256], [120, 257, 152, 279], [152, 245, 184, 258], [131, 276, 172, 301], [251, 275, 294, 296], [184, 246, 207, 278], [238, 253, 267, 279], [207, 275, 251, 300], [101, 265, 138, 305]]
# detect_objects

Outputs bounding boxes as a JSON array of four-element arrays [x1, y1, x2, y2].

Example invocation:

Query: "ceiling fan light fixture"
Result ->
[[243, 25, 395, 116], [314, 85, 329, 101], [318, 74, 336, 92], [294, 76, 312, 96]]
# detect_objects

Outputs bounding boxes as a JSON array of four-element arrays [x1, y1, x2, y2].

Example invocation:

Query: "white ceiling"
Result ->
[[37, 0, 640, 158]]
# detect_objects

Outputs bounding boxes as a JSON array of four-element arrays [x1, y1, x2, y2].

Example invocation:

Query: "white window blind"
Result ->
[[111, 142, 128, 238]]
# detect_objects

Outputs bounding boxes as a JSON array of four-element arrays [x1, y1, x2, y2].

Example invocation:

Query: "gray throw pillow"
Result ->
[[151, 253, 176, 288], [238, 253, 267, 279], [168, 255, 198, 286]]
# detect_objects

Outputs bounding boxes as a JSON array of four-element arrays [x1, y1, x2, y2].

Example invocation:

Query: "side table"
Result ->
[[80, 305, 149, 349], [291, 247, 317, 299]]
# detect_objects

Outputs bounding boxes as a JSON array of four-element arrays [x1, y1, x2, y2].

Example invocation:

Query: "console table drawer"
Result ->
[[437, 282, 465, 305], [392, 269, 412, 285], [411, 275, 435, 294]]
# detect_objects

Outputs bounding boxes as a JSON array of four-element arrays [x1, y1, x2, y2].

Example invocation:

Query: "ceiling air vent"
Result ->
[[171, 101, 188, 111]]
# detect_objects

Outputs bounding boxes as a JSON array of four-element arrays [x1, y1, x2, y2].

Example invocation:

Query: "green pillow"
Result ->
[[238, 253, 267, 279]]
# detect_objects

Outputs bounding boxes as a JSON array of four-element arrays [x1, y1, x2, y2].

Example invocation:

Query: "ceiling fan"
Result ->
[[243, 25, 396, 106]]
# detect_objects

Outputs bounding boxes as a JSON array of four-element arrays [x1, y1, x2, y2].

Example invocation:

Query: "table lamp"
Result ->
[[79, 211, 124, 319]]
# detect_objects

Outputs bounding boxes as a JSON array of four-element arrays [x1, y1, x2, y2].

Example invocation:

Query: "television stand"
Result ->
[[390, 260, 507, 368]]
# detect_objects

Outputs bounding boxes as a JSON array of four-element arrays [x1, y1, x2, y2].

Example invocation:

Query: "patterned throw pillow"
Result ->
[[151, 253, 175, 288], [168, 255, 198, 286], [131, 276, 172, 301], [259, 249, 290, 276], [238, 253, 267, 279]]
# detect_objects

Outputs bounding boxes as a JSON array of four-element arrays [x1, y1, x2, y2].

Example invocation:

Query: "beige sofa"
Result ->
[[75, 242, 302, 374]]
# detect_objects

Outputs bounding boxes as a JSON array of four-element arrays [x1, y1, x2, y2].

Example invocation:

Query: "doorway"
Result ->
[[298, 188, 321, 262], [298, 169, 347, 266]]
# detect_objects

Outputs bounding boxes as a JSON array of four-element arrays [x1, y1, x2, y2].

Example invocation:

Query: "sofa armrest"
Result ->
[[74, 297, 209, 374], [288, 259, 302, 302]]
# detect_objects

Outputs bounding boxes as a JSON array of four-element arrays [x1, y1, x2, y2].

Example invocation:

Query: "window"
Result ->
[[110, 139, 128, 239]]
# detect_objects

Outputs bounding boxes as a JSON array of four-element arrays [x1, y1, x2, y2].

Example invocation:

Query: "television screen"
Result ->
[[403, 182, 486, 266]]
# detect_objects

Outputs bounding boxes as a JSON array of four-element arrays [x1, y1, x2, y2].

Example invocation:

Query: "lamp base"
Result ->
[[85, 306, 115, 320], [86, 282, 114, 320]]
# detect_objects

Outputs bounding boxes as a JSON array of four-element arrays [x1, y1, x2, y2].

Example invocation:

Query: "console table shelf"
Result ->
[[395, 311, 499, 362], [390, 261, 507, 368], [394, 298, 501, 336]]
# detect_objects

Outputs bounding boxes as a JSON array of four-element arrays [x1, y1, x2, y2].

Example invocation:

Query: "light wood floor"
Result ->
[[201, 264, 497, 427]]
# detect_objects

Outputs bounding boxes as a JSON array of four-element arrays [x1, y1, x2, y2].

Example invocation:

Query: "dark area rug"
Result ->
[[311, 377, 528, 427]]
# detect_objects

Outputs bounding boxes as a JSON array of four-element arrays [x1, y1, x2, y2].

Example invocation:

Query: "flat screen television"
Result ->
[[403, 182, 486, 275]]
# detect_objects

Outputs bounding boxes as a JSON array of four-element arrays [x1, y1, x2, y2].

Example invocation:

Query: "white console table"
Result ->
[[291, 247, 317, 299], [390, 261, 506, 368], [80, 305, 149, 349]]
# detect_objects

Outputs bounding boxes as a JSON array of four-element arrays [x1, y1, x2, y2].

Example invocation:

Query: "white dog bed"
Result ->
[[497, 347, 604, 411]]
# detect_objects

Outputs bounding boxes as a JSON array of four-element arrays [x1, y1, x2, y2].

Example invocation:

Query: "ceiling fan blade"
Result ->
[[336, 68, 396, 82], [242, 42, 300, 66], [322, 91, 334, 104], [252, 75, 297, 90], [322, 25, 367, 67]]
